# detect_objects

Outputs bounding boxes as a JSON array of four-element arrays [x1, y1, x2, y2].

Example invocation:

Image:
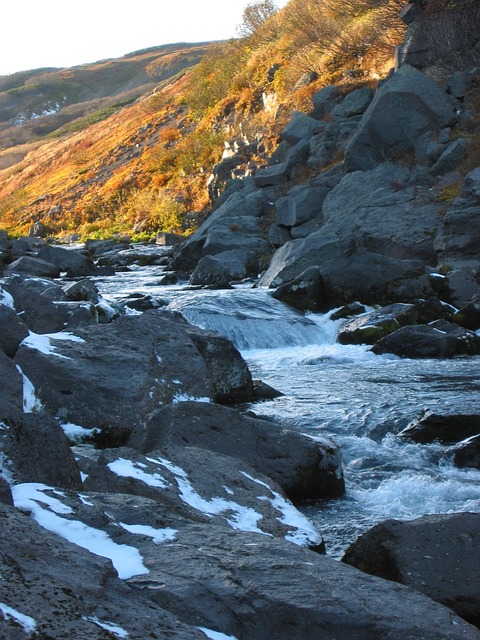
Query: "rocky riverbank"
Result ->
[[0, 239, 479, 638]]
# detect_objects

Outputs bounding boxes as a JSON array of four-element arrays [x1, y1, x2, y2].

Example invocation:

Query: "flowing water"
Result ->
[[94, 249, 480, 557]]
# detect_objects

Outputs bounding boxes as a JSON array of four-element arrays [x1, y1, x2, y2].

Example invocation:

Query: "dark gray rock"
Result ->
[[259, 162, 441, 305], [83, 445, 325, 542], [452, 435, 480, 469], [435, 199, 480, 272], [446, 270, 480, 308], [272, 266, 328, 312], [37, 245, 96, 276], [344, 65, 458, 172], [170, 188, 273, 273], [308, 119, 359, 171], [10, 236, 45, 258], [342, 513, 480, 628], [371, 322, 480, 358], [128, 401, 345, 500], [267, 223, 291, 247], [259, 229, 429, 308], [84, 238, 129, 256], [274, 184, 329, 228], [431, 138, 468, 176], [254, 161, 290, 186], [129, 525, 480, 640], [3, 278, 69, 333], [338, 304, 418, 345], [0, 304, 29, 357], [0, 413, 81, 489], [311, 85, 342, 118], [447, 70, 474, 99], [202, 215, 271, 261], [40, 284, 68, 302], [191, 250, 253, 287], [0, 351, 23, 420], [5, 487, 480, 640], [453, 295, 480, 330], [5, 255, 60, 278], [280, 111, 321, 144], [0, 503, 201, 639], [332, 87, 373, 120], [0, 476, 13, 505], [322, 163, 441, 263], [183, 324, 255, 403], [462, 167, 480, 199], [63, 279, 99, 302], [330, 301, 367, 320], [14, 312, 215, 444], [119, 294, 164, 312], [399, 411, 480, 444]]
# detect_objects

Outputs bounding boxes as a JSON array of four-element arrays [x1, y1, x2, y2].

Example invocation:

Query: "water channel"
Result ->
[[94, 247, 480, 557]]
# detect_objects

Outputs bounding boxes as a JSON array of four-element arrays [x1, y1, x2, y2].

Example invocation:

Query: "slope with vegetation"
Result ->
[[0, 0, 478, 242], [0, 0, 410, 239]]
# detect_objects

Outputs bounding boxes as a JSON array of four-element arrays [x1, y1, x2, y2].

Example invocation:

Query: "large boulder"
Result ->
[[259, 230, 429, 307], [10, 486, 479, 640], [14, 312, 216, 444], [371, 321, 480, 358], [0, 350, 24, 420], [272, 266, 328, 312], [321, 163, 441, 264], [452, 435, 480, 469], [4, 255, 60, 278], [83, 445, 324, 544], [183, 324, 256, 403], [344, 65, 458, 172], [399, 411, 480, 444], [191, 250, 253, 287], [342, 513, 480, 627], [337, 303, 418, 345], [0, 303, 29, 357], [37, 245, 97, 277], [258, 163, 441, 307], [170, 187, 275, 274], [128, 401, 345, 500], [0, 503, 201, 639], [0, 413, 81, 489], [2, 276, 70, 333]]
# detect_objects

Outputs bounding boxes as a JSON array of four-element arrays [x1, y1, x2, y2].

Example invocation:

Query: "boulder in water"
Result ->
[[371, 321, 480, 358], [5, 255, 60, 278], [128, 401, 345, 500], [399, 411, 480, 444], [342, 513, 480, 628], [272, 266, 328, 312], [452, 435, 480, 469], [338, 303, 418, 345]]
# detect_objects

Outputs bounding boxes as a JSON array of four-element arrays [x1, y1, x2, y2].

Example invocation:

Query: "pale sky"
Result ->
[[0, 0, 288, 76]]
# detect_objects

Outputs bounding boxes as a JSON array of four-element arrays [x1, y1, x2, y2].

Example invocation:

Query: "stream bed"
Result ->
[[94, 251, 480, 557]]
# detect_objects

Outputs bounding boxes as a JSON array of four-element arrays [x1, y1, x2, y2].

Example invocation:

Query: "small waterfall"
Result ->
[[166, 289, 335, 350]]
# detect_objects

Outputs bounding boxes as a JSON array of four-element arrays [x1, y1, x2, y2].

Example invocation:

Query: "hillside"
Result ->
[[0, 0, 409, 239], [0, 0, 478, 242]]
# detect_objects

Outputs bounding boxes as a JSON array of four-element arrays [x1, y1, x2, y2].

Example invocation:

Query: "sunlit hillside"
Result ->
[[1, 0, 477, 240]]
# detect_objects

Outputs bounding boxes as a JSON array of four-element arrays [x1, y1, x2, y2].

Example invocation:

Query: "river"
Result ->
[[93, 248, 480, 557]]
